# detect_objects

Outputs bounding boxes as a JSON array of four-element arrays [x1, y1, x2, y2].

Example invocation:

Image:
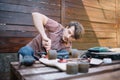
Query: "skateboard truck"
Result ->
[[42, 54, 48, 58], [57, 56, 68, 63], [36, 52, 47, 58], [58, 58, 68, 63]]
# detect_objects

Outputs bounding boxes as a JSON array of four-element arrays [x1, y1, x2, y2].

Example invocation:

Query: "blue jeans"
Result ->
[[18, 46, 69, 60], [57, 49, 69, 59], [18, 46, 35, 63], [18, 46, 34, 56]]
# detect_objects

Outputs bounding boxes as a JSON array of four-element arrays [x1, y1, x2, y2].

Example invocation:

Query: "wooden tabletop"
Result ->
[[10, 60, 120, 80]]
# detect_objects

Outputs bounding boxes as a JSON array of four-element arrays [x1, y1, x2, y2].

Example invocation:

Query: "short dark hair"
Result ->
[[68, 21, 85, 39]]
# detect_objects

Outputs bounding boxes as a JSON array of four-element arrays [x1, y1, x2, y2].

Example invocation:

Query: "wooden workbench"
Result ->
[[10, 60, 120, 80]]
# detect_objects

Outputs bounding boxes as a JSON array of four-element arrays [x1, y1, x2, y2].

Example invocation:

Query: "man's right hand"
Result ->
[[42, 37, 51, 51]]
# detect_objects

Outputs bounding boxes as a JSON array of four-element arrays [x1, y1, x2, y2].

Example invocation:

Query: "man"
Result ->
[[18, 12, 85, 66]]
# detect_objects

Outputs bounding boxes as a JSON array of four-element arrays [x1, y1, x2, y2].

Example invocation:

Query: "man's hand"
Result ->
[[42, 37, 51, 51]]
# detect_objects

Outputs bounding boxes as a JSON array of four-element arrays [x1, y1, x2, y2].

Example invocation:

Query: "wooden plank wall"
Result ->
[[0, 0, 61, 52], [117, 0, 120, 47], [62, 0, 117, 49], [0, 0, 119, 53]]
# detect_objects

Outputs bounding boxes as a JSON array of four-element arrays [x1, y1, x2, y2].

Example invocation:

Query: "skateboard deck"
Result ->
[[39, 57, 104, 71], [39, 58, 67, 71]]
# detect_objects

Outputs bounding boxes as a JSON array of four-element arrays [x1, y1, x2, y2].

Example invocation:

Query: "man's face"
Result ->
[[62, 26, 75, 42]]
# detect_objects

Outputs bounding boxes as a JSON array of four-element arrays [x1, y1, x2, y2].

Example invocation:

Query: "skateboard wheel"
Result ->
[[70, 49, 79, 58], [66, 62, 78, 74], [48, 50, 57, 60], [78, 62, 89, 73]]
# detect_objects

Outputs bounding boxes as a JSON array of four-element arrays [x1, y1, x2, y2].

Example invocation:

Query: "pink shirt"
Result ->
[[27, 18, 71, 54]]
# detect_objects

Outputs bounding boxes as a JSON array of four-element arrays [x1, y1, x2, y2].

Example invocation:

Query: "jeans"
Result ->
[[57, 49, 69, 59], [18, 46, 69, 61], [18, 46, 34, 56], [18, 46, 35, 63]]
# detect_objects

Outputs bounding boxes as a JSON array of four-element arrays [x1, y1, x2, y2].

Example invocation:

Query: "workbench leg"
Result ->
[[10, 64, 18, 80]]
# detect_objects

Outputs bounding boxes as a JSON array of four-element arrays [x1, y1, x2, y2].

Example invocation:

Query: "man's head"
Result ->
[[62, 21, 85, 42]]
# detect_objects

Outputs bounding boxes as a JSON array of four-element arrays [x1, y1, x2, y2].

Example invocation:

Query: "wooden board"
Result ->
[[10, 60, 120, 80], [0, 37, 32, 52]]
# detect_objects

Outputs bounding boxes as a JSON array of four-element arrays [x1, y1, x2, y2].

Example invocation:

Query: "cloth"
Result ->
[[27, 18, 72, 54], [88, 47, 110, 52]]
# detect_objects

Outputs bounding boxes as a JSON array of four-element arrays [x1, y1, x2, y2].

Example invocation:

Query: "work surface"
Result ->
[[10, 60, 120, 80]]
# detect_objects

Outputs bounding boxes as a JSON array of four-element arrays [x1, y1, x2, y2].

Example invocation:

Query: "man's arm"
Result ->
[[32, 12, 51, 51], [32, 12, 48, 39]]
